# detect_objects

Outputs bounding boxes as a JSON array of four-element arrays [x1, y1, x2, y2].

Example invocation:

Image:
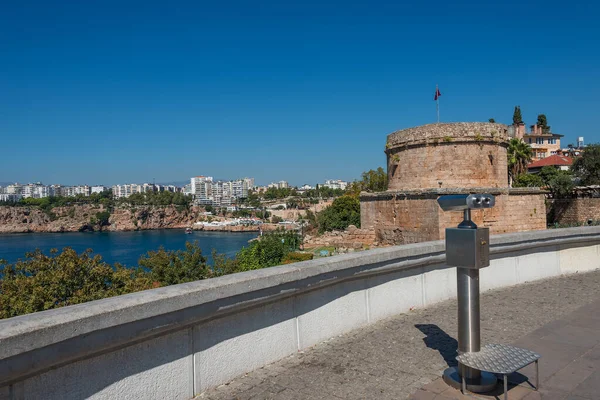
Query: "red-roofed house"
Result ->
[[527, 153, 573, 174]]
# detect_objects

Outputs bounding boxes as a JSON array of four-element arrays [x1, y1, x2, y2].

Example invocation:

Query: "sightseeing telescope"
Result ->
[[437, 194, 495, 212], [438, 193, 498, 392], [438, 194, 495, 229]]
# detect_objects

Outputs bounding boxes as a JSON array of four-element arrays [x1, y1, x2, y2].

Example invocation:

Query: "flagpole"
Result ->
[[436, 84, 440, 123]]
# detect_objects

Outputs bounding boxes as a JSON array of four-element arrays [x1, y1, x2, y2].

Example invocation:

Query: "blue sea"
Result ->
[[0, 230, 258, 266]]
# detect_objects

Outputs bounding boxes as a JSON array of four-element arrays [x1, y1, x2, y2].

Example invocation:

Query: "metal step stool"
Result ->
[[455, 343, 541, 400]]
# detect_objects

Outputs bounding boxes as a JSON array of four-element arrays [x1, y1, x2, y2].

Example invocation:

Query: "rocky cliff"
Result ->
[[0, 205, 202, 233]]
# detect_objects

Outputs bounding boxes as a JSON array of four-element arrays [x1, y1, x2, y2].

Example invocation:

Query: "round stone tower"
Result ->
[[385, 122, 509, 191]]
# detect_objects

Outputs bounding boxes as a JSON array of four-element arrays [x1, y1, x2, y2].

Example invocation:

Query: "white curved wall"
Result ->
[[1, 227, 599, 399]]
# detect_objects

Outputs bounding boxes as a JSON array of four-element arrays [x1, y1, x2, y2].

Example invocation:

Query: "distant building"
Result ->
[[190, 176, 213, 204], [156, 185, 177, 193], [323, 179, 348, 191], [112, 184, 143, 198], [268, 181, 289, 189], [21, 183, 50, 198], [297, 184, 314, 195], [190, 176, 255, 206], [91, 186, 108, 194], [62, 185, 91, 197], [6, 184, 23, 195], [514, 123, 564, 160], [527, 153, 573, 174], [0, 193, 22, 202]]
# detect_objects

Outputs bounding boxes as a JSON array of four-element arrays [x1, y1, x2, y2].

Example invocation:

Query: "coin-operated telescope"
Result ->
[[438, 194, 498, 392]]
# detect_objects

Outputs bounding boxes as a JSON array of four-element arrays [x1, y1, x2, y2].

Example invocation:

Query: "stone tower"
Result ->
[[361, 122, 546, 245], [385, 122, 509, 190]]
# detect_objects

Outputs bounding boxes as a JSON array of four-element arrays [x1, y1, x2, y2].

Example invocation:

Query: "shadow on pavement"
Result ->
[[415, 324, 458, 368]]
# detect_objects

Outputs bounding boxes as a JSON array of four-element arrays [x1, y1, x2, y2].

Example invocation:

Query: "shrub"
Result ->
[[317, 195, 360, 233], [281, 252, 313, 264]]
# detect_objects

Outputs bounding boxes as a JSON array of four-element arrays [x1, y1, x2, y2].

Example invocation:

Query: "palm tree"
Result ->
[[507, 138, 533, 186]]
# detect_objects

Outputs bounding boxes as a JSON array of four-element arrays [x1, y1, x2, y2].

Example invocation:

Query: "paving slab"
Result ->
[[197, 269, 600, 400], [415, 299, 600, 400]]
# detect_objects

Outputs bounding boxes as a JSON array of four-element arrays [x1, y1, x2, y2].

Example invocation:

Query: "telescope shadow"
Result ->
[[415, 324, 458, 368]]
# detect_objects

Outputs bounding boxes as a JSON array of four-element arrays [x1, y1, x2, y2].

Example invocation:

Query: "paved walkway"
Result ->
[[413, 298, 600, 399], [198, 270, 600, 400]]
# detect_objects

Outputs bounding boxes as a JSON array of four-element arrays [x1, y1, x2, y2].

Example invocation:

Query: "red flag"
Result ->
[[434, 87, 441, 101]]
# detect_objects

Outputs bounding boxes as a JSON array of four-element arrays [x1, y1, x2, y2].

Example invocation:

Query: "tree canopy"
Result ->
[[572, 144, 600, 185], [512, 173, 544, 188], [235, 230, 301, 271], [0, 230, 311, 319], [317, 195, 360, 233], [346, 167, 388, 196], [507, 138, 533, 183], [0, 248, 153, 319], [512, 106, 523, 125], [536, 114, 551, 134]]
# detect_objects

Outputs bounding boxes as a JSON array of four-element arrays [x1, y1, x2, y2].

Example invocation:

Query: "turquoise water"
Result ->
[[0, 230, 258, 266]]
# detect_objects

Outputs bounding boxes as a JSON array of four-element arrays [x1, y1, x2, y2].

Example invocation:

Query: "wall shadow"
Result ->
[[414, 324, 458, 368]]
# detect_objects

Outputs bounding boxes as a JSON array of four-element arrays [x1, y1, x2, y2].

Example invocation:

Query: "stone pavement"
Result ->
[[413, 298, 600, 399], [197, 270, 600, 400]]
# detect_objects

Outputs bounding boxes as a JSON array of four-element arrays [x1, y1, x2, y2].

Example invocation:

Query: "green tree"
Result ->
[[507, 138, 533, 184], [512, 173, 544, 188], [211, 250, 240, 277], [138, 242, 213, 286], [361, 167, 388, 192], [535, 166, 575, 197], [572, 143, 600, 185], [548, 173, 575, 198], [488, 118, 496, 123], [95, 211, 111, 227], [0, 248, 153, 319], [512, 106, 523, 125], [317, 195, 360, 233], [346, 167, 388, 196], [236, 231, 301, 271], [539, 166, 561, 186], [536, 114, 551, 134]]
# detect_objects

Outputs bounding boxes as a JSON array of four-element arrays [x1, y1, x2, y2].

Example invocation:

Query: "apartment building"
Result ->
[[323, 179, 348, 191], [514, 123, 564, 161], [190, 176, 255, 206], [91, 186, 108, 194], [0, 193, 23, 202]]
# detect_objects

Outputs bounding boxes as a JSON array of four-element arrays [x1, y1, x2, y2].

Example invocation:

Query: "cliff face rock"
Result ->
[[107, 206, 199, 231], [0, 205, 106, 233], [0, 205, 202, 233]]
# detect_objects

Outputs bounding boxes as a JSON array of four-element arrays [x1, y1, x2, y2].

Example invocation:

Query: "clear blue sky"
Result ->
[[1, 0, 599, 186]]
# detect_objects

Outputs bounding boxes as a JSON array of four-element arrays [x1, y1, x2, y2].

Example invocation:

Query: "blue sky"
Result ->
[[1, 0, 599, 186]]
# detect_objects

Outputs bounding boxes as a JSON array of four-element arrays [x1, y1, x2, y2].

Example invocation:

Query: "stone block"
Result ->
[[23, 329, 193, 400], [481, 255, 517, 291], [559, 243, 600, 274], [515, 247, 560, 283], [366, 266, 424, 322], [296, 279, 367, 349], [193, 298, 297, 393], [422, 264, 456, 306]]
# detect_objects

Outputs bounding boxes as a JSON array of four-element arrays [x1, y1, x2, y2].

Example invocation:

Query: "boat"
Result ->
[[185, 227, 193, 234]]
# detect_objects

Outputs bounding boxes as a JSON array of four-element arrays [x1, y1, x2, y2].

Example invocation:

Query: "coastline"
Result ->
[[0, 205, 294, 234]]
